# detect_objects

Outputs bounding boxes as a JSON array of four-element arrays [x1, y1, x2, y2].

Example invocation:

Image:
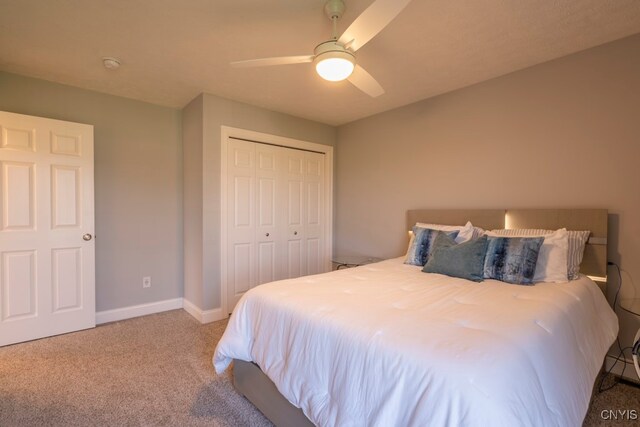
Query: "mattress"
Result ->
[[213, 257, 618, 426]]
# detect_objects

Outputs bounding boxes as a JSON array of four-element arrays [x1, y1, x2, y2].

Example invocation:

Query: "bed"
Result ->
[[213, 209, 618, 427]]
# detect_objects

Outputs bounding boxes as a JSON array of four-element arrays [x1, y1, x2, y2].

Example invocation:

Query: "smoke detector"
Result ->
[[102, 57, 121, 70]]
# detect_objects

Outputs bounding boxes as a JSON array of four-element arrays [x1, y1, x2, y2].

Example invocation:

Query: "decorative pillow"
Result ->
[[405, 228, 459, 266], [483, 236, 544, 285], [423, 233, 489, 282], [415, 221, 475, 243], [486, 228, 568, 283], [490, 228, 589, 280]]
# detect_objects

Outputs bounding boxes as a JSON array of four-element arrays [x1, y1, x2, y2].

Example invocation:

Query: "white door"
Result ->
[[226, 138, 256, 310], [0, 111, 95, 347], [255, 143, 280, 284], [282, 147, 306, 279], [225, 137, 328, 312], [305, 151, 325, 275]]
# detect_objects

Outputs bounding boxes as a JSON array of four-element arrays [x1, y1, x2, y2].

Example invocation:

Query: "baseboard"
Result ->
[[96, 298, 227, 325], [605, 354, 640, 384], [96, 298, 184, 325], [182, 298, 227, 324]]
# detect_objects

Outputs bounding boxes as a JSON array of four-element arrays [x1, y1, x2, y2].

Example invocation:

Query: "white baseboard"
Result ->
[[96, 298, 184, 325], [96, 297, 227, 325], [182, 298, 227, 324], [605, 355, 640, 384]]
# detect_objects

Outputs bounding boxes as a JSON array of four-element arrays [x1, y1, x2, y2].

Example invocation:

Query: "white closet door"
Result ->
[[282, 148, 306, 279], [305, 151, 325, 275], [0, 111, 94, 346], [225, 136, 329, 313], [255, 143, 281, 284], [226, 139, 256, 310]]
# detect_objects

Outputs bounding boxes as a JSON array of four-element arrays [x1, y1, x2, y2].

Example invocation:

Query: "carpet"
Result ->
[[0, 310, 271, 426], [0, 309, 637, 426]]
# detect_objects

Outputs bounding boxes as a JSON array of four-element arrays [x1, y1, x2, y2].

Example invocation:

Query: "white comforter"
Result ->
[[213, 257, 618, 427]]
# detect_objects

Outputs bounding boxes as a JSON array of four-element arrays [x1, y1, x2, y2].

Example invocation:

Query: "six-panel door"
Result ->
[[0, 111, 95, 346]]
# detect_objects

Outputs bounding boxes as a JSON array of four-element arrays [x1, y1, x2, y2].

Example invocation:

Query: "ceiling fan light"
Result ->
[[315, 51, 355, 82]]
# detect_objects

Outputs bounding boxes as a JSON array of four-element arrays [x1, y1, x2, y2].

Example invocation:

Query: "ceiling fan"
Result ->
[[231, 0, 413, 98]]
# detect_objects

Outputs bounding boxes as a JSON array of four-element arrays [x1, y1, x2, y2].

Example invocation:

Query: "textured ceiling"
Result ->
[[1, 0, 640, 125]]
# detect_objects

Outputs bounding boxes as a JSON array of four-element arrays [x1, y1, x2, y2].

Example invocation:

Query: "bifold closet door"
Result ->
[[282, 147, 305, 279], [256, 145, 317, 283], [226, 138, 257, 310], [255, 143, 281, 284], [226, 138, 326, 311], [304, 151, 324, 276]]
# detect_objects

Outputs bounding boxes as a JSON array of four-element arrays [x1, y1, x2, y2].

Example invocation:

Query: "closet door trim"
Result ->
[[220, 126, 333, 316]]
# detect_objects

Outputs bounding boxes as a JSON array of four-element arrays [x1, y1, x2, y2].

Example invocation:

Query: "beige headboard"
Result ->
[[406, 208, 608, 283], [407, 209, 505, 232]]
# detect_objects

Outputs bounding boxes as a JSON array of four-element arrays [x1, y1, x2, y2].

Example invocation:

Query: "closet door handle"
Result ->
[[265, 233, 270, 237], [294, 231, 298, 235]]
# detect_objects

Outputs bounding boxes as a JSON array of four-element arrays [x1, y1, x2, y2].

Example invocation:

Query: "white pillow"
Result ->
[[415, 221, 475, 244], [487, 228, 569, 283]]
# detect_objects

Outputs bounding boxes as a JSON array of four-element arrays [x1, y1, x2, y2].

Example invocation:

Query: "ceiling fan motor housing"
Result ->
[[313, 40, 355, 70], [314, 40, 354, 60]]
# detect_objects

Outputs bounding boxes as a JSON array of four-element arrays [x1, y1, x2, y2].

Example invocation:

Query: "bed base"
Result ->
[[233, 359, 314, 427]]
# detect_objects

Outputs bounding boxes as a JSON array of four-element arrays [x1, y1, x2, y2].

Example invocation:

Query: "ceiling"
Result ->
[[1, 0, 640, 126]]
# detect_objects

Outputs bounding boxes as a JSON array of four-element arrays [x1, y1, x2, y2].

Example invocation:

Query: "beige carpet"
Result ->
[[0, 310, 271, 427], [0, 309, 638, 426]]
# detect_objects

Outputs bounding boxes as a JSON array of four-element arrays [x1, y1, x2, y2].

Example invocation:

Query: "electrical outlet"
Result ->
[[143, 276, 151, 288]]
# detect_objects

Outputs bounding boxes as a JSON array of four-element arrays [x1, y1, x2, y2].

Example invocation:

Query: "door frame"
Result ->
[[220, 126, 333, 316]]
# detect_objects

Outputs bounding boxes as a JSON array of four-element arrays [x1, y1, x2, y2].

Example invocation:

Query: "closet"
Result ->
[[224, 136, 328, 311]]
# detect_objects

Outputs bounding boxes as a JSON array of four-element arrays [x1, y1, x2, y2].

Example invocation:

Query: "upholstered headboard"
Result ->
[[406, 208, 608, 284], [407, 209, 505, 232]]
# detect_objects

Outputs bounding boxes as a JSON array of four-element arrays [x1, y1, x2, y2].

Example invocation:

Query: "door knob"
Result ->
[[294, 231, 298, 235], [83, 234, 93, 241], [265, 233, 270, 237]]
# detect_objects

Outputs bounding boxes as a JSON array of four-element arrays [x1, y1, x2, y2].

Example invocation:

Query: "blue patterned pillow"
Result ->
[[405, 228, 459, 266], [423, 233, 489, 282], [483, 236, 544, 285]]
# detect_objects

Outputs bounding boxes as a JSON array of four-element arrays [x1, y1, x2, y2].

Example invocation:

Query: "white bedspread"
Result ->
[[213, 257, 618, 427]]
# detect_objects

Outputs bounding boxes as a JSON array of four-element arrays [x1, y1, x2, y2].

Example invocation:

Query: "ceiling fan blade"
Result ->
[[231, 55, 314, 68], [347, 65, 384, 98], [338, 0, 413, 52]]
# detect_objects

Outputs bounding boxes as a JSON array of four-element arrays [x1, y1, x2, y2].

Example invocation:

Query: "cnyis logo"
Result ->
[[600, 409, 638, 420]]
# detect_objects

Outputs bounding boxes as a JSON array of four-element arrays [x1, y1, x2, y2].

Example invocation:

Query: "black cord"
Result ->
[[611, 262, 622, 313], [597, 261, 628, 393], [598, 340, 632, 392]]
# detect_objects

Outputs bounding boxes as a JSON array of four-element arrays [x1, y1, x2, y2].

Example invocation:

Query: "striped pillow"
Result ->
[[490, 229, 591, 280], [405, 228, 459, 266], [471, 227, 485, 239]]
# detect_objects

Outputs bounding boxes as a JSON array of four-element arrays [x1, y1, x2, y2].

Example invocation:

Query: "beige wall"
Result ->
[[0, 71, 183, 312], [335, 34, 640, 348], [183, 93, 336, 311]]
